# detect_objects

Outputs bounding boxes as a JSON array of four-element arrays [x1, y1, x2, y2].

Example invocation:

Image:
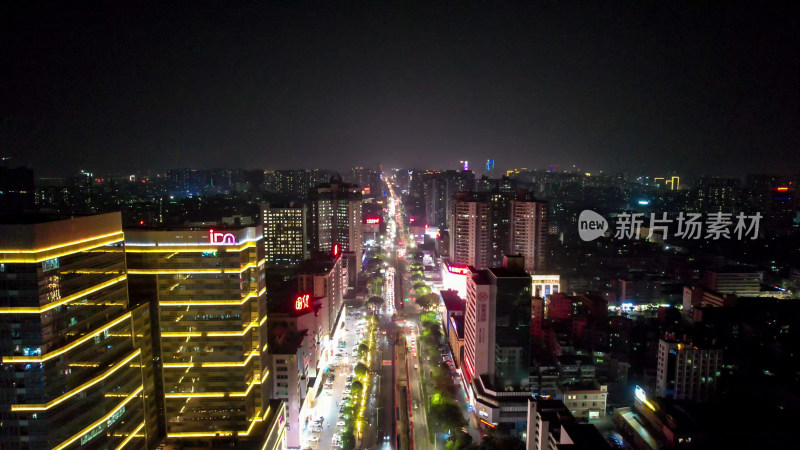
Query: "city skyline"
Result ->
[[3, 2, 799, 178]]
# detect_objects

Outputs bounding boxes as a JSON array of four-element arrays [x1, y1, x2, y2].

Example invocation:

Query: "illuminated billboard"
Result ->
[[209, 229, 236, 245], [441, 259, 471, 298], [365, 217, 380, 224]]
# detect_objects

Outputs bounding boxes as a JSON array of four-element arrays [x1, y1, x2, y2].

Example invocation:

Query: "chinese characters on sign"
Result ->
[[578, 210, 762, 241], [295, 294, 310, 311], [612, 212, 762, 240]]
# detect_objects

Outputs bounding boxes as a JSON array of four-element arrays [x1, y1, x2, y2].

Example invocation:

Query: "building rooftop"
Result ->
[[440, 289, 465, 312], [488, 266, 530, 278], [559, 422, 610, 450], [268, 327, 307, 354], [471, 270, 491, 285], [297, 253, 339, 274], [0, 212, 75, 225]]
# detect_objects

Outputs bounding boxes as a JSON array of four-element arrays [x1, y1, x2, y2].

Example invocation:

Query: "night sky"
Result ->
[[2, 1, 798, 177]]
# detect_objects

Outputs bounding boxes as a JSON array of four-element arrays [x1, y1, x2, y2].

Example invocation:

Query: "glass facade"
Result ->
[[0, 213, 151, 450], [489, 267, 533, 387], [124, 227, 277, 445]]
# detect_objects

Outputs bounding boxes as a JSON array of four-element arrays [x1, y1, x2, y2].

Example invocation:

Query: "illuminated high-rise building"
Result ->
[[509, 198, 548, 273], [450, 191, 547, 272], [308, 175, 363, 265], [0, 212, 158, 450], [124, 226, 285, 448], [464, 256, 534, 429], [656, 337, 721, 402], [297, 252, 349, 340], [449, 192, 492, 270], [261, 202, 307, 269]]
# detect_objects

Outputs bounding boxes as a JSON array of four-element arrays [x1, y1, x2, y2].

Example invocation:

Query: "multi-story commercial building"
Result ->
[[531, 274, 560, 300], [440, 289, 465, 339], [656, 338, 722, 401], [558, 381, 608, 420], [448, 315, 465, 369], [0, 212, 159, 450], [509, 198, 547, 273], [297, 252, 349, 341], [124, 226, 284, 447], [267, 329, 309, 450], [262, 202, 307, 269], [525, 398, 608, 450], [489, 256, 534, 387], [702, 268, 762, 297], [464, 255, 533, 387], [465, 256, 534, 433], [308, 175, 363, 266], [464, 269, 493, 385], [267, 293, 324, 379]]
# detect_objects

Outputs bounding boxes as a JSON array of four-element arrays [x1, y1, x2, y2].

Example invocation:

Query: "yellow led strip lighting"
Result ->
[[0, 275, 127, 314], [162, 351, 259, 369], [0, 233, 124, 263], [162, 321, 257, 338], [2, 312, 131, 363], [167, 406, 267, 438], [127, 261, 261, 275], [159, 290, 260, 307], [10, 349, 140, 411], [123, 241, 258, 253], [164, 377, 262, 399], [206, 321, 258, 337], [0, 231, 123, 254], [114, 421, 145, 450], [168, 432, 234, 438], [52, 384, 143, 450]]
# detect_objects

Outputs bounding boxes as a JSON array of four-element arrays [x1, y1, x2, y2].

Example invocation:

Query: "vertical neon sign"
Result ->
[[295, 294, 310, 310]]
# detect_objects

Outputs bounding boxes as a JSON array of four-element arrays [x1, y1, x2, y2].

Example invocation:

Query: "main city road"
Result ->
[[384, 176, 481, 449], [384, 179, 435, 450], [300, 309, 362, 450]]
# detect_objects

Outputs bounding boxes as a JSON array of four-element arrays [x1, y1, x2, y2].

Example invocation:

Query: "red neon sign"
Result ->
[[365, 217, 380, 224], [776, 187, 789, 191], [209, 229, 236, 245], [409, 217, 415, 223], [333, 243, 340, 258], [448, 266, 470, 275], [480, 419, 496, 428], [295, 294, 310, 310]]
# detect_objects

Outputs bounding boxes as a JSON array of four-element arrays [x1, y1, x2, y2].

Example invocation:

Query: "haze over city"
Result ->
[[2, 3, 800, 450], [3, 2, 799, 177]]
